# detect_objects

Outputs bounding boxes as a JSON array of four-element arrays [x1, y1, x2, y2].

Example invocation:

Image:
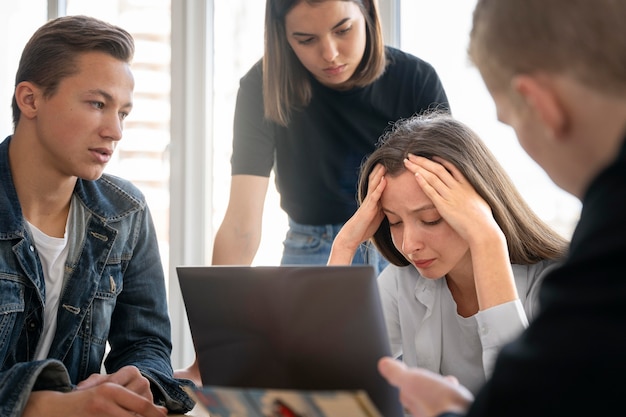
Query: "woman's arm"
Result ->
[[328, 164, 387, 265], [212, 174, 269, 265]]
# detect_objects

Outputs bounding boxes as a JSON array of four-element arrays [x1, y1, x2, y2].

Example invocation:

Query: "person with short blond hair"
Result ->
[[376, 1, 626, 416]]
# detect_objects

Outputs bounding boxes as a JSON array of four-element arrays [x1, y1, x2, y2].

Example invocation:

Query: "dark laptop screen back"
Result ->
[[177, 265, 404, 417]]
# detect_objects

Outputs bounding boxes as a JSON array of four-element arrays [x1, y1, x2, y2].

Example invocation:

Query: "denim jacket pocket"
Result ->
[[90, 262, 124, 346]]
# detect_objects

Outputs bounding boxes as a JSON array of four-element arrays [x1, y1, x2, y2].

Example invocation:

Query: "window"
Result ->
[[399, 0, 581, 237], [66, 0, 174, 276], [212, 1, 287, 267], [0, 1, 46, 134]]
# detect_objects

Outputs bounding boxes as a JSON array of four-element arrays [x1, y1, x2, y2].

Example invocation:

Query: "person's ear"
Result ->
[[14, 81, 40, 120], [511, 74, 568, 140]]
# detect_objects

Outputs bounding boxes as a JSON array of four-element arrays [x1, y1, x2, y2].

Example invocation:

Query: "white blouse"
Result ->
[[377, 259, 559, 394]]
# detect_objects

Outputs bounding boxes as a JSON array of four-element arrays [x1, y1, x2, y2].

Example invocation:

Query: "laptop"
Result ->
[[177, 265, 404, 417]]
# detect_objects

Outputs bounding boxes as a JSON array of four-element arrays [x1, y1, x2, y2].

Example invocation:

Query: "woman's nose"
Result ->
[[402, 224, 425, 255], [320, 38, 339, 63]]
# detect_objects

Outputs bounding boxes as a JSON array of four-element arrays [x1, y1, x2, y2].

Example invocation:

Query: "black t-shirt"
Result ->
[[231, 46, 449, 225]]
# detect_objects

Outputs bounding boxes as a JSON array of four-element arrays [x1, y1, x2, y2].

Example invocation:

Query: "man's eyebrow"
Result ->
[[291, 17, 351, 37], [88, 89, 133, 109]]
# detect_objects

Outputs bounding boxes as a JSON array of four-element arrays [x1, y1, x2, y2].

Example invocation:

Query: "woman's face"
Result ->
[[284, 0, 367, 88], [381, 170, 471, 280]]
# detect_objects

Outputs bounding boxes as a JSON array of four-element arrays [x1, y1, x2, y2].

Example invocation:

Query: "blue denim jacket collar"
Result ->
[[0, 135, 142, 221], [0, 136, 26, 239]]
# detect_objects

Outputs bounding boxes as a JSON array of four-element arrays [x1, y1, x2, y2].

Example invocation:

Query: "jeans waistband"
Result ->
[[287, 217, 344, 237]]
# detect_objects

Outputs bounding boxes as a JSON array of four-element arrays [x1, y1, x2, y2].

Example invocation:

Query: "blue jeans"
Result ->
[[280, 217, 389, 276]]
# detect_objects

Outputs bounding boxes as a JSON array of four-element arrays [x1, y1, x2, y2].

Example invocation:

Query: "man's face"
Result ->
[[486, 77, 563, 189], [485, 69, 594, 201], [31, 51, 134, 181]]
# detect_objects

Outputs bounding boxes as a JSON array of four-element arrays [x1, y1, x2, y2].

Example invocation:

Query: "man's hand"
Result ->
[[23, 383, 168, 417], [76, 365, 154, 402], [378, 357, 473, 417]]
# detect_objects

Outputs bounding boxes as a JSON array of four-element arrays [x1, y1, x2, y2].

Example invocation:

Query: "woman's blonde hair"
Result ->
[[359, 112, 569, 267], [263, 0, 386, 126]]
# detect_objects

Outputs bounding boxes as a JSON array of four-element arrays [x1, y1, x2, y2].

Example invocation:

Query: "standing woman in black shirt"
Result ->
[[211, 0, 449, 273], [176, 0, 448, 387]]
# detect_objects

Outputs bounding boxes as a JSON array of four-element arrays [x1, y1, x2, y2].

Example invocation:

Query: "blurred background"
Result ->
[[0, 0, 580, 369]]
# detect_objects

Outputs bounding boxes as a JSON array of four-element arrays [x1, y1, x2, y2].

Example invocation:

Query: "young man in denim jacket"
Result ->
[[0, 15, 194, 417]]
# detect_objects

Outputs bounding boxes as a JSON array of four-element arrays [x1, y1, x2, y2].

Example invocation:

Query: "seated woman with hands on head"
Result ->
[[328, 112, 568, 394]]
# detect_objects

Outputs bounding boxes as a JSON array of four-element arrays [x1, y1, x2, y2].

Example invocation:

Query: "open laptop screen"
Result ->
[[177, 265, 404, 417]]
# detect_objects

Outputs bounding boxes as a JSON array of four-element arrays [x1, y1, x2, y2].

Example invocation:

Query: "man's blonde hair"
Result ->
[[469, 0, 626, 96]]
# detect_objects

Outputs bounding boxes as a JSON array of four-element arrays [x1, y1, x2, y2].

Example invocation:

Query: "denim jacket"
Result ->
[[0, 136, 195, 416]]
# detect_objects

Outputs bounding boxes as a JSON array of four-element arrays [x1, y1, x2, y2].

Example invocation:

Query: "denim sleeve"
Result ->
[[103, 205, 195, 413], [0, 359, 72, 417]]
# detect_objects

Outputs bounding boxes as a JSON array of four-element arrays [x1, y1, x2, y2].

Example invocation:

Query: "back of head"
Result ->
[[469, 0, 626, 95], [12, 15, 135, 129], [359, 111, 568, 266]]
